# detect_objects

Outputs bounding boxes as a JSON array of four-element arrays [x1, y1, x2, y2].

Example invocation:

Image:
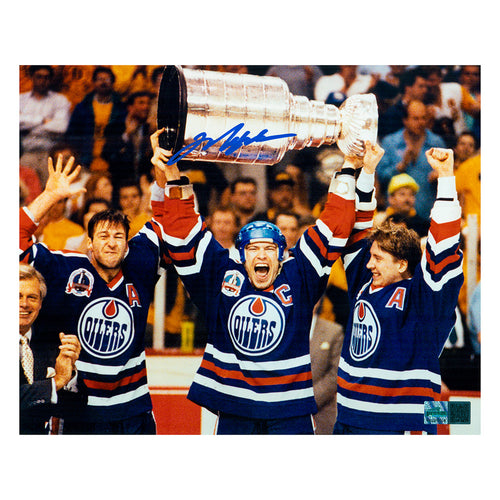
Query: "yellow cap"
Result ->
[[388, 173, 419, 195]]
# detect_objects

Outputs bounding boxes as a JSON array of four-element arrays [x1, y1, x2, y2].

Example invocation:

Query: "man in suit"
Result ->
[[19, 263, 82, 434]]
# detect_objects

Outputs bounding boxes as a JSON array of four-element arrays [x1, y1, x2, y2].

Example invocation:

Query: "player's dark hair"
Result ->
[[369, 220, 422, 276], [87, 209, 130, 240]]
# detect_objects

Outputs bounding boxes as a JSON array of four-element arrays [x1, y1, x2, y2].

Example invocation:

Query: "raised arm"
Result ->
[[425, 147, 454, 179], [150, 128, 181, 187], [26, 155, 86, 223]]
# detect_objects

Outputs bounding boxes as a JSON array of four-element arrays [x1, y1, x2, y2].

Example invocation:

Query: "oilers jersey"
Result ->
[[19, 206, 168, 423], [337, 178, 464, 433], [159, 182, 355, 419]]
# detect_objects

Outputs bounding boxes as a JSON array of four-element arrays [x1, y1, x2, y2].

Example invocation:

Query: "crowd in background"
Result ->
[[19, 64, 481, 404]]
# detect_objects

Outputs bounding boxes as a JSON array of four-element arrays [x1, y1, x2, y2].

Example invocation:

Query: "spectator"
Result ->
[[251, 171, 300, 222], [117, 179, 152, 239], [56, 65, 97, 111], [314, 65, 373, 104], [110, 65, 156, 98], [83, 171, 114, 208], [374, 173, 430, 237], [378, 67, 429, 138], [103, 91, 154, 193], [65, 66, 127, 172], [459, 65, 481, 138], [19, 263, 83, 434], [424, 66, 480, 137], [20, 65, 72, 186], [377, 99, 447, 219], [453, 131, 478, 170], [273, 211, 301, 253], [455, 152, 481, 228], [229, 176, 258, 228], [207, 207, 240, 259], [265, 65, 323, 99], [36, 194, 85, 251]]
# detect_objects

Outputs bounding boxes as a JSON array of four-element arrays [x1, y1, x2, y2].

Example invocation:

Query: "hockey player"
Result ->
[[335, 144, 464, 434], [150, 128, 359, 434], [19, 154, 170, 434]]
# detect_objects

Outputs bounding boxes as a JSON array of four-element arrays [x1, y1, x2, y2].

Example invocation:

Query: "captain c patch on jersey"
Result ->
[[349, 300, 381, 361]]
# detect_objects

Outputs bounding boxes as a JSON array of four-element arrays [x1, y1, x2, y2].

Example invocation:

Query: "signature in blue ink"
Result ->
[[167, 122, 296, 165]]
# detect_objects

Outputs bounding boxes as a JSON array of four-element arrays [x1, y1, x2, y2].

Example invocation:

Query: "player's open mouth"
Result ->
[[254, 264, 269, 279]]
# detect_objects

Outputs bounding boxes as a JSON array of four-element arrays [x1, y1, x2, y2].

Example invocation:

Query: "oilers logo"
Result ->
[[349, 300, 381, 361], [77, 297, 134, 359], [227, 295, 285, 356], [221, 270, 244, 297]]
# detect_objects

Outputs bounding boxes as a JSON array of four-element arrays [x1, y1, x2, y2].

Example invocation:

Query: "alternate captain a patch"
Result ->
[[65, 268, 94, 298], [349, 300, 381, 361], [227, 295, 285, 356]]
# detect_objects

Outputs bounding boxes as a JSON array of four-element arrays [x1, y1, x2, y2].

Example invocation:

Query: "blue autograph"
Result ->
[[167, 122, 296, 165]]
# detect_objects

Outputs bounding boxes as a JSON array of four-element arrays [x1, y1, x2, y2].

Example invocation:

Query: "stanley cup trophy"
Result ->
[[157, 65, 378, 165]]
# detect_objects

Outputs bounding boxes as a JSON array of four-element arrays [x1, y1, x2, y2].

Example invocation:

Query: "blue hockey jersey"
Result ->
[[337, 180, 464, 433], [159, 184, 355, 419], [20, 207, 168, 423]]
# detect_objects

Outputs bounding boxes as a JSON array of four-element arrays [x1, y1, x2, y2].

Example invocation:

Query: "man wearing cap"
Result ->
[[149, 130, 381, 434], [374, 173, 430, 237], [251, 171, 299, 223]]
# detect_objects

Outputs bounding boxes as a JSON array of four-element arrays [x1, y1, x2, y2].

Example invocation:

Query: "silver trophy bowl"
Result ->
[[157, 65, 378, 165]]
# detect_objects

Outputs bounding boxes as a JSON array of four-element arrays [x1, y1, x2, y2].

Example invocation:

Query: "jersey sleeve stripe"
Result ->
[[429, 217, 461, 243], [174, 232, 212, 275], [425, 249, 462, 275], [298, 236, 335, 277], [162, 216, 204, 247]]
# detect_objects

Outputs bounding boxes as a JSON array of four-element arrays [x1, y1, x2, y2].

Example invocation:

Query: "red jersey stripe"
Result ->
[[83, 367, 147, 391], [425, 249, 462, 274], [337, 376, 440, 400], [429, 218, 461, 243], [200, 359, 312, 387]]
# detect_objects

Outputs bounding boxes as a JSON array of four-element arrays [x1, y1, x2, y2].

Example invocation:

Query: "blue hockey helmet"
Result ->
[[236, 221, 287, 263]]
